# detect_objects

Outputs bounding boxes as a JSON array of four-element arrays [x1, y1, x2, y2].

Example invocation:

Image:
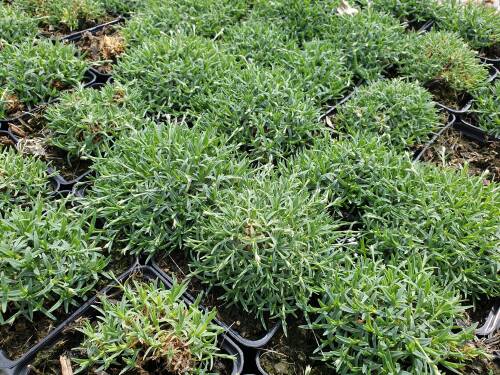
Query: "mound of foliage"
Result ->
[[323, 9, 406, 80], [399, 31, 488, 102], [88, 122, 249, 256], [0, 39, 87, 115], [471, 80, 499, 138], [194, 65, 321, 163], [45, 83, 146, 158], [357, 0, 441, 23], [188, 172, 355, 327], [114, 33, 235, 115], [333, 79, 441, 149], [307, 256, 480, 374], [75, 280, 227, 374], [0, 198, 108, 323], [0, 148, 51, 211], [0, 3, 38, 45], [285, 137, 500, 297]]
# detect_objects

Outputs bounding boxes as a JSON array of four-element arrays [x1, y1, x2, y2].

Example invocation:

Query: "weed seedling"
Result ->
[[75, 280, 228, 374]]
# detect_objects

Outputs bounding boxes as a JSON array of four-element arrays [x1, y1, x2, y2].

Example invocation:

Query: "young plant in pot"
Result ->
[[0, 197, 108, 363], [305, 256, 483, 374], [187, 171, 357, 334], [331, 78, 443, 151], [398, 31, 489, 111], [469, 80, 500, 139], [0, 3, 38, 45], [0, 39, 88, 119], [28, 274, 239, 374]]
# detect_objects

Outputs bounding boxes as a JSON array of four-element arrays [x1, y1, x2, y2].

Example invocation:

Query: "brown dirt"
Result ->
[[0, 133, 15, 146], [74, 28, 125, 73], [426, 82, 472, 111], [156, 251, 276, 340], [259, 320, 330, 375], [419, 127, 500, 181]]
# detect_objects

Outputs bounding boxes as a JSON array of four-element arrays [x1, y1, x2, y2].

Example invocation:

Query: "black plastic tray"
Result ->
[[0, 263, 244, 375], [150, 260, 280, 350], [60, 17, 125, 42]]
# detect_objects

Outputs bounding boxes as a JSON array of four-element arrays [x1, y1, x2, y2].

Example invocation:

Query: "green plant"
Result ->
[[252, 0, 342, 41], [0, 3, 38, 45], [0, 197, 108, 324], [45, 83, 146, 158], [283, 39, 353, 105], [98, 0, 143, 15], [333, 79, 441, 150], [357, 0, 441, 22], [322, 9, 406, 80], [435, 1, 500, 52], [284, 137, 500, 297], [120, 0, 249, 45], [307, 256, 481, 374], [399, 31, 489, 98], [471, 80, 499, 138], [0, 39, 87, 115], [188, 172, 355, 327], [0, 147, 51, 211], [16, 0, 105, 31], [193, 65, 322, 163], [114, 33, 235, 115], [88, 121, 249, 256], [74, 280, 227, 374]]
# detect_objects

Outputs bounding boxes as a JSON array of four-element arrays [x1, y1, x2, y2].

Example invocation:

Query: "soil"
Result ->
[[418, 127, 500, 182], [73, 27, 125, 74], [39, 15, 117, 39], [480, 44, 500, 60], [426, 81, 472, 111], [259, 319, 330, 375], [156, 251, 277, 341]]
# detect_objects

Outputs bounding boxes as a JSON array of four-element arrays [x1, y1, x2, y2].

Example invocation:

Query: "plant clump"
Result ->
[[194, 65, 321, 163], [88, 122, 249, 256], [471, 80, 499, 138], [0, 39, 87, 115], [0, 3, 38, 45], [45, 83, 146, 158], [188, 172, 355, 327], [357, 0, 441, 23], [0, 147, 51, 211], [333, 79, 441, 150], [307, 256, 480, 374], [399, 31, 489, 103], [114, 33, 235, 115], [323, 9, 406, 80], [285, 137, 500, 297], [435, 1, 500, 53], [74, 280, 227, 374], [0, 198, 108, 324], [16, 0, 106, 31]]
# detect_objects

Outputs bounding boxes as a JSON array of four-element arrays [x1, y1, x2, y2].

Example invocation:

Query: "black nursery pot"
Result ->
[[150, 257, 280, 350], [0, 264, 244, 375], [61, 17, 125, 42]]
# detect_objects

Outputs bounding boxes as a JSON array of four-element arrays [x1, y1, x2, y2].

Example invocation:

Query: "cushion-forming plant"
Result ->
[[0, 198, 108, 324], [0, 3, 38, 45], [357, 0, 441, 23], [435, 1, 500, 52], [307, 256, 480, 374], [75, 280, 227, 374], [193, 64, 322, 163], [333, 79, 441, 149], [471, 80, 499, 138], [0, 39, 87, 115], [88, 121, 249, 256], [323, 9, 407, 80], [16, 0, 105, 31], [45, 83, 146, 158], [399, 31, 489, 101], [188, 172, 356, 327], [114, 33, 236, 115], [0, 148, 51, 211], [284, 137, 500, 297]]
